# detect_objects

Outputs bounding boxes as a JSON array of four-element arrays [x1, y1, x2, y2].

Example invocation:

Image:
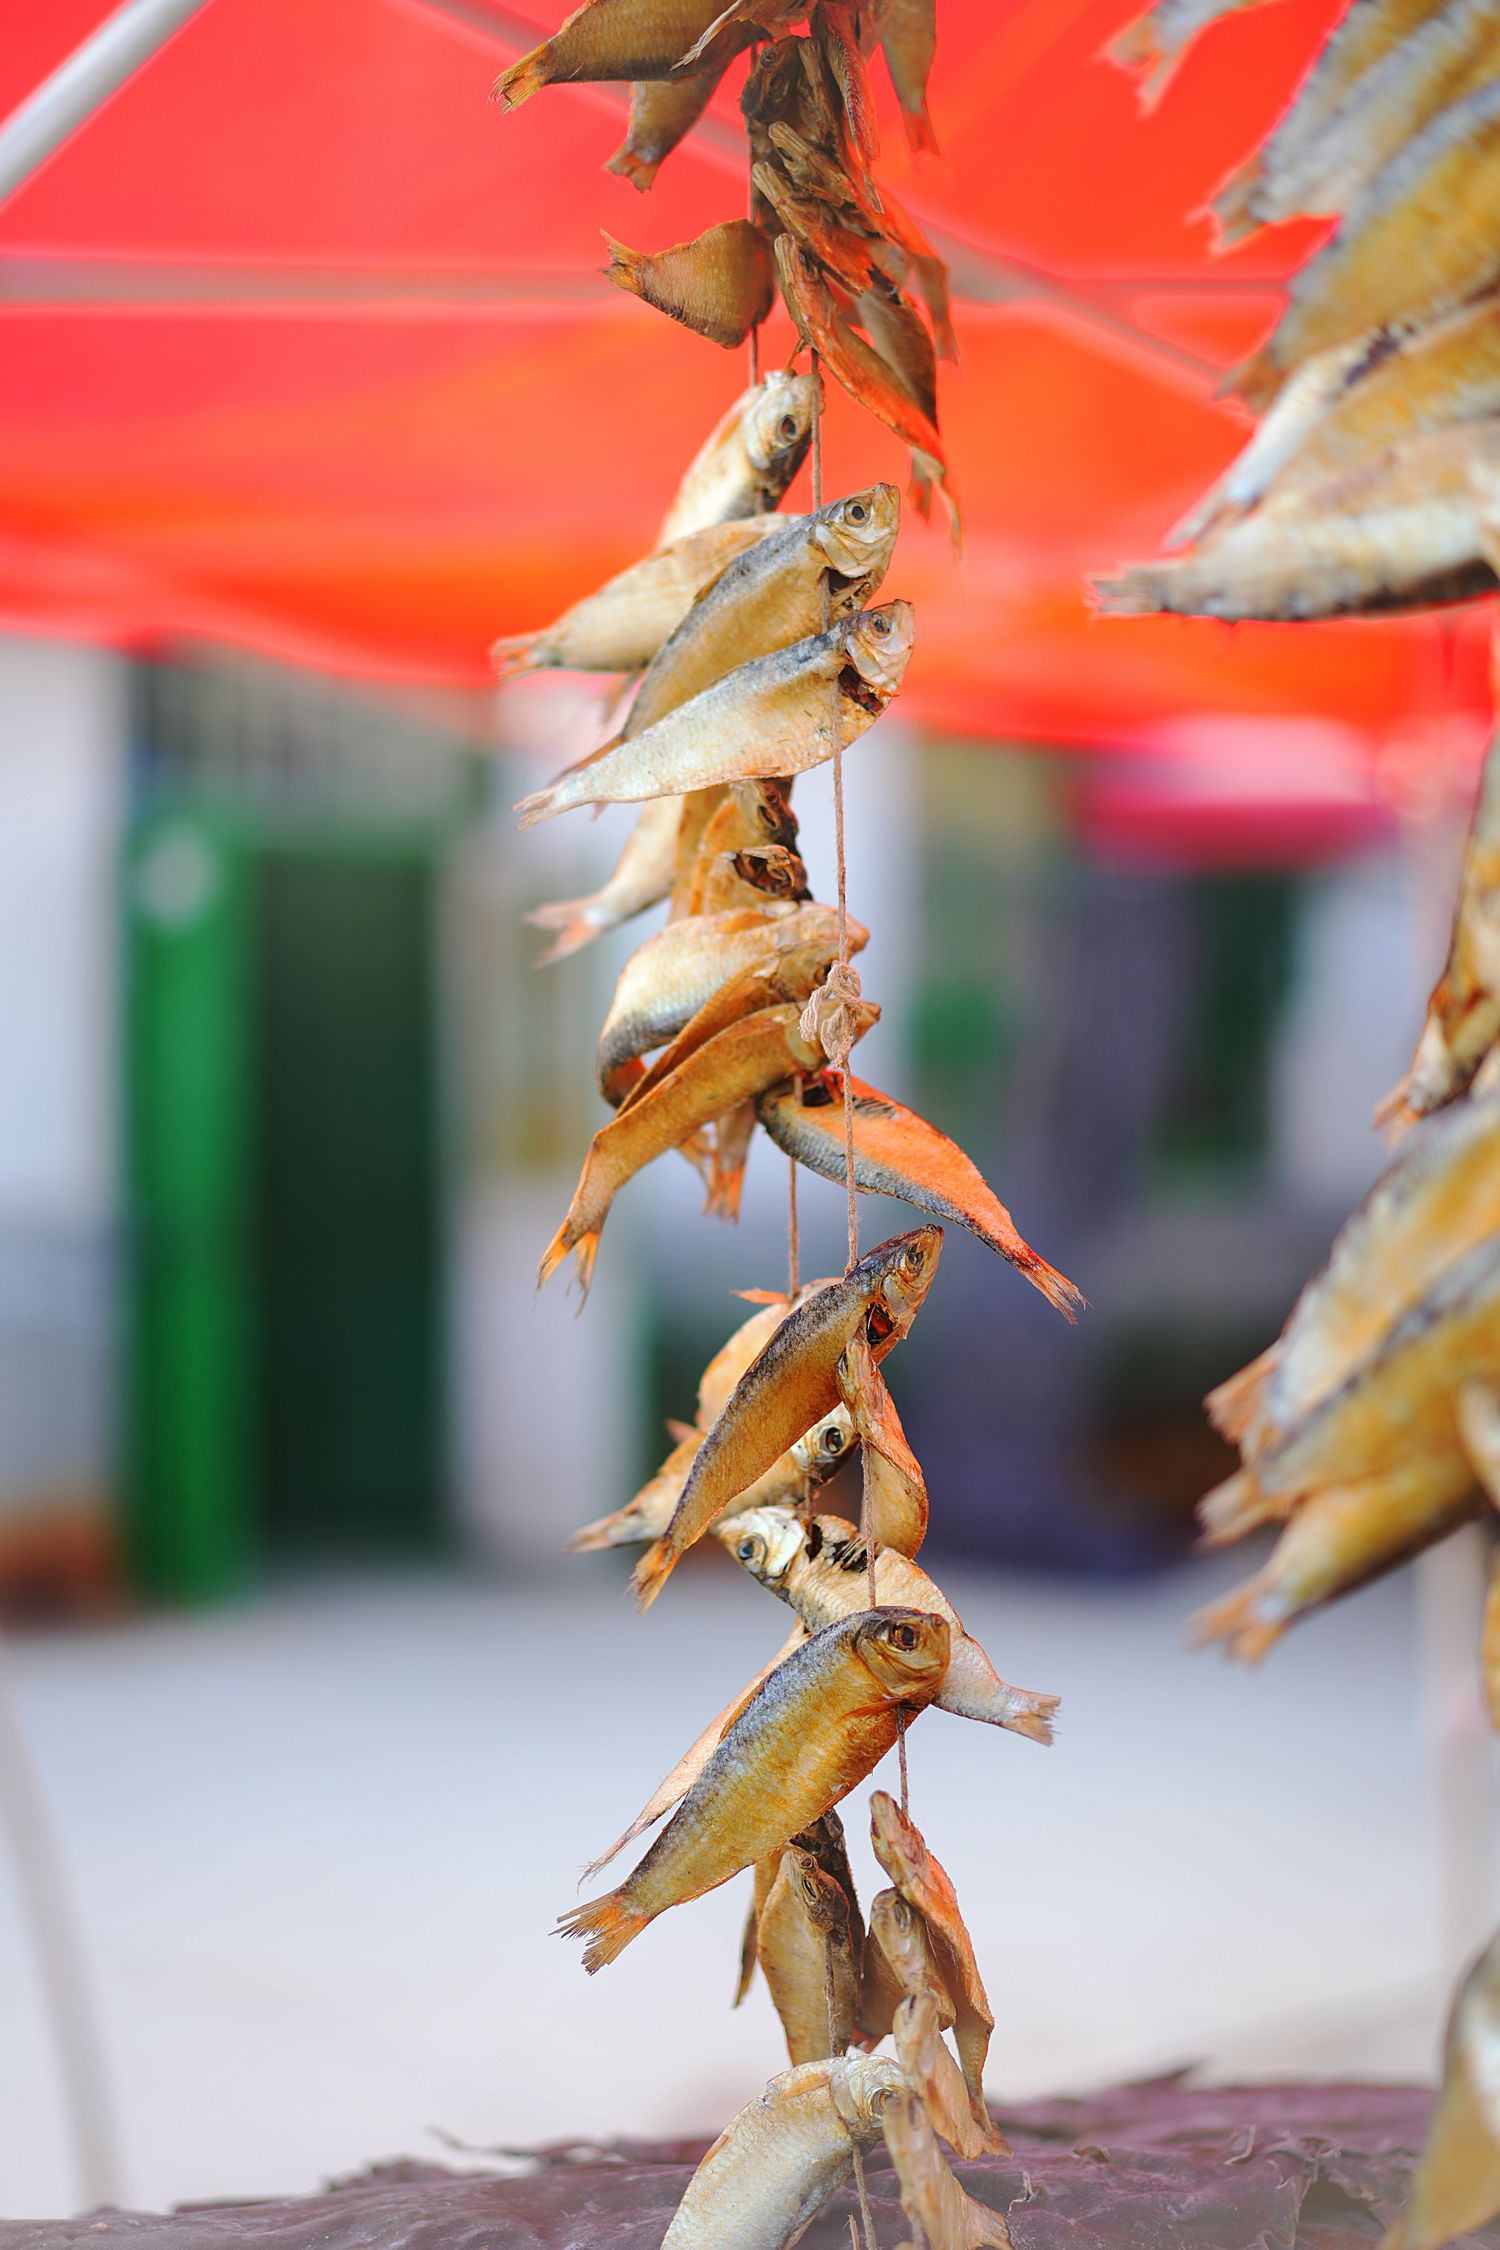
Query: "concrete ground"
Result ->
[[0, 1546, 1492, 2220]]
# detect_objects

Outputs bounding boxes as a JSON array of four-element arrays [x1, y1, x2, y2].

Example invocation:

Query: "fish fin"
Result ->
[[1204, 1346, 1276, 1443], [1090, 565, 1175, 617], [1222, 348, 1281, 415], [555, 1890, 649, 1973], [1188, 1576, 1285, 1664], [525, 898, 605, 964], [703, 1168, 746, 1222], [665, 1417, 698, 1444], [1000, 1691, 1059, 1747], [537, 1220, 574, 1291], [735, 1287, 789, 1304], [491, 44, 549, 112], [631, 1536, 679, 1612], [490, 632, 540, 682], [566, 1509, 636, 1554], [538, 1222, 599, 1300], [580, 1789, 683, 1882], [1196, 1467, 1276, 1547], [604, 143, 660, 193], [1209, 156, 1263, 250], [1372, 1072, 1418, 1140], [602, 231, 647, 301], [515, 784, 565, 830], [895, 97, 939, 156], [1017, 1251, 1085, 1322]]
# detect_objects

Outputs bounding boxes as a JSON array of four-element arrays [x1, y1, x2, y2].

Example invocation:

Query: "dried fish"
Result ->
[[606, 70, 726, 190], [837, 1325, 928, 1557], [558, 1608, 951, 1969], [660, 369, 817, 544], [1107, 0, 1284, 107], [605, 219, 777, 350], [1382, 1929, 1500, 2248], [515, 603, 914, 826], [721, 1506, 1061, 1743], [493, 0, 728, 110], [881, 0, 938, 151], [881, 2087, 1013, 2247], [635, 1226, 943, 1606], [758, 1842, 861, 2061], [871, 1789, 995, 2133], [757, 1068, 1083, 1315], [1382, 737, 1500, 1129], [894, 1988, 1000, 2162]]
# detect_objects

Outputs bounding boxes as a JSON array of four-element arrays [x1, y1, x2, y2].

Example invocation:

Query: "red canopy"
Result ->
[[0, 0, 1491, 819]]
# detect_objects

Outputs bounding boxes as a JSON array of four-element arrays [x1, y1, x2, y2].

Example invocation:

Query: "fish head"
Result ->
[[854, 1606, 951, 1701], [793, 1406, 858, 1486], [869, 1788, 925, 1886], [720, 1505, 805, 1587], [742, 370, 817, 478], [732, 777, 799, 850], [845, 601, 915, 700], [730, 844, 810, 900], [780, 1845, 850, 1939], [829, 2054, 910, 2138], [814, 483, 902, 586], [866, 1224, 944, 1339]]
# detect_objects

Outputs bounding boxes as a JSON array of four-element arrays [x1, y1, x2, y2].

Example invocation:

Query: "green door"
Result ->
[[253, 847, 445, 1561]]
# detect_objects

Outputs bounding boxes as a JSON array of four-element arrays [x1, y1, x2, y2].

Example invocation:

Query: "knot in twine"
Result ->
[[800, 961, 863, 1067]]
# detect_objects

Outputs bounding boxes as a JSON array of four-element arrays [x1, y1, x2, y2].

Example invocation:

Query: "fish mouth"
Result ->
[[846, 602, 915, 691]]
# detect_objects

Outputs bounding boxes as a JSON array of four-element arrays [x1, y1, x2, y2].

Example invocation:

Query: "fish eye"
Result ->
[[757, 804, 777, 833], [821, 1425, 845, 1456], [870, 612, 890, 635], [901, 1244, 923, 1273], [891, 1623, 917, 1650], [848, 501, 867, 521], [737, 1537, 761, 1563], [777, 414, 799, 441]]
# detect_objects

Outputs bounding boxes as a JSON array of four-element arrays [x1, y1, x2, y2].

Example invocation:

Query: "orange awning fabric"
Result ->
[[0, 0, 1491, 797]]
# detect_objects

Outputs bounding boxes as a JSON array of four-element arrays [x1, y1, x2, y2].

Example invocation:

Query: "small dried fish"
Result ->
[[515, 603, 914, 826], [558, 1608, 951, 1969], [740, 1811, 864, 2004], [1232, 81, 1500, 410], [1214, 0, 1500, 243], [757, 1068, 1083, 1316], [492, 0, 727, 110], [1106, 0, 1283, 107], [1205, 1087, 1500, 1471], [758, 1842, 861, 2062], [526, 796, 683, 965], [605, 219, 777, 350], [881, 2088, 1013, 2248], [659, 2054, 908, 2250], [674, 779, 800, 917], [595, 900, 852, 1102], [541, 999, 877, 1294], [635, 1226, 944, 1606], [660, 370, 817, 544], [617, 961, 874, 1121], [606, 70, 726, 190], [1382, 738, 1500, 1129], [1095, 421, 1500, 622], [894, 1989, 1000, 2162], [696, 842, 810, 917], [837, 1325, 928, 1557], [492, 517, 780, 681], [881, 0, 938, 151], [1381, 1930, 1500, 2249], [721, 1507, 1060, 1743], [871, 1790, 995, 2134]]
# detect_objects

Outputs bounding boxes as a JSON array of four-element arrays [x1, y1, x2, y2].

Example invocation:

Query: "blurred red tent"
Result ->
[[0, 0, 1492, 814]]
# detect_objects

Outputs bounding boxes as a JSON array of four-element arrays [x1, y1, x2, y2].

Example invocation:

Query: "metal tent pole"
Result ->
[[0, 0, 211, 210]]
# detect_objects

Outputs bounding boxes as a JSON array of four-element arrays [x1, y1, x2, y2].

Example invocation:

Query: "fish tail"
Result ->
[[631, 1536, 679, 1612], [1197, 1467, 1276, 1548], [1188, 1576, 1286, 1665], [515, 782, 568, 830], [491, 43, 549, 112], [1090, 564, 1179, 617], [1204, 1346, 1275, 1444], [566, 1509, 635, 1554], [555, 1888, 649, 1972], [1209, 157, 1262, 250], [604, 143, 658, 193], [1222, 348, 1281, 415], [703, 1169, 746, 1222], [1372, 1073, 1417, 1141], [601, 232, 646, 302], [1002, 1689, 1060, 1747], [537, 1218, 576, 1291], [1019, 1251, 1085, 1322], [896, 99, 939, 156], [489, 632, 540, 682], [525, 897, 606, 966]]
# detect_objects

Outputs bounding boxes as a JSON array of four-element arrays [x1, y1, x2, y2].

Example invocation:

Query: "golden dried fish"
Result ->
[[492, 0, 727, 110], [882, 0, 937, 151], [869, 1887, 957, 2028], [558, 1608, 951, 1968], [675, 779, 800, 917], [1180, 300, 1500, 546], [1382, 739, 1500, 1129], [758, 1068, 1083, 1316], [659, 369, 817, 544], [699, 1284, 829, 1427], [606, 70, 726, 191], [721, 1507, 1061, 1744], [837, 1326, 928, 1557], [635, 1225, 944, 1607], [515, 603, 913, 827], [758, 1842, 861, 2062], [871, 1789, 994, 2131], [1106, 0, 1283, 106], [492, 517, 780, 681], [1215, 0, 1500, 243], [659, 2054, 908, 2250], [1198, 1224, 1500, 1560], [605, 219, 776, 350], [696, 842, 810, 918], [1205, 1088, 1500, 1471], [894, 1989, 1001, 2162], [572, 1407, 856, 1554], [1381, 1930, 1500, 2249], [629, 485, 901, 742], [545, 998, 878, 1294], [881, 2088, 1013, 2248], [526, 797, 682, 966], [740, 1810, 863, 2007], [1232, 82, 1500, 410], [1095, 421, 1500, 622], [595, 899, 851, 1102]]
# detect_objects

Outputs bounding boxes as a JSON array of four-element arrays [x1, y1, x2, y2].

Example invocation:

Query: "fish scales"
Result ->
[[558, 1608, 951, 1969]]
